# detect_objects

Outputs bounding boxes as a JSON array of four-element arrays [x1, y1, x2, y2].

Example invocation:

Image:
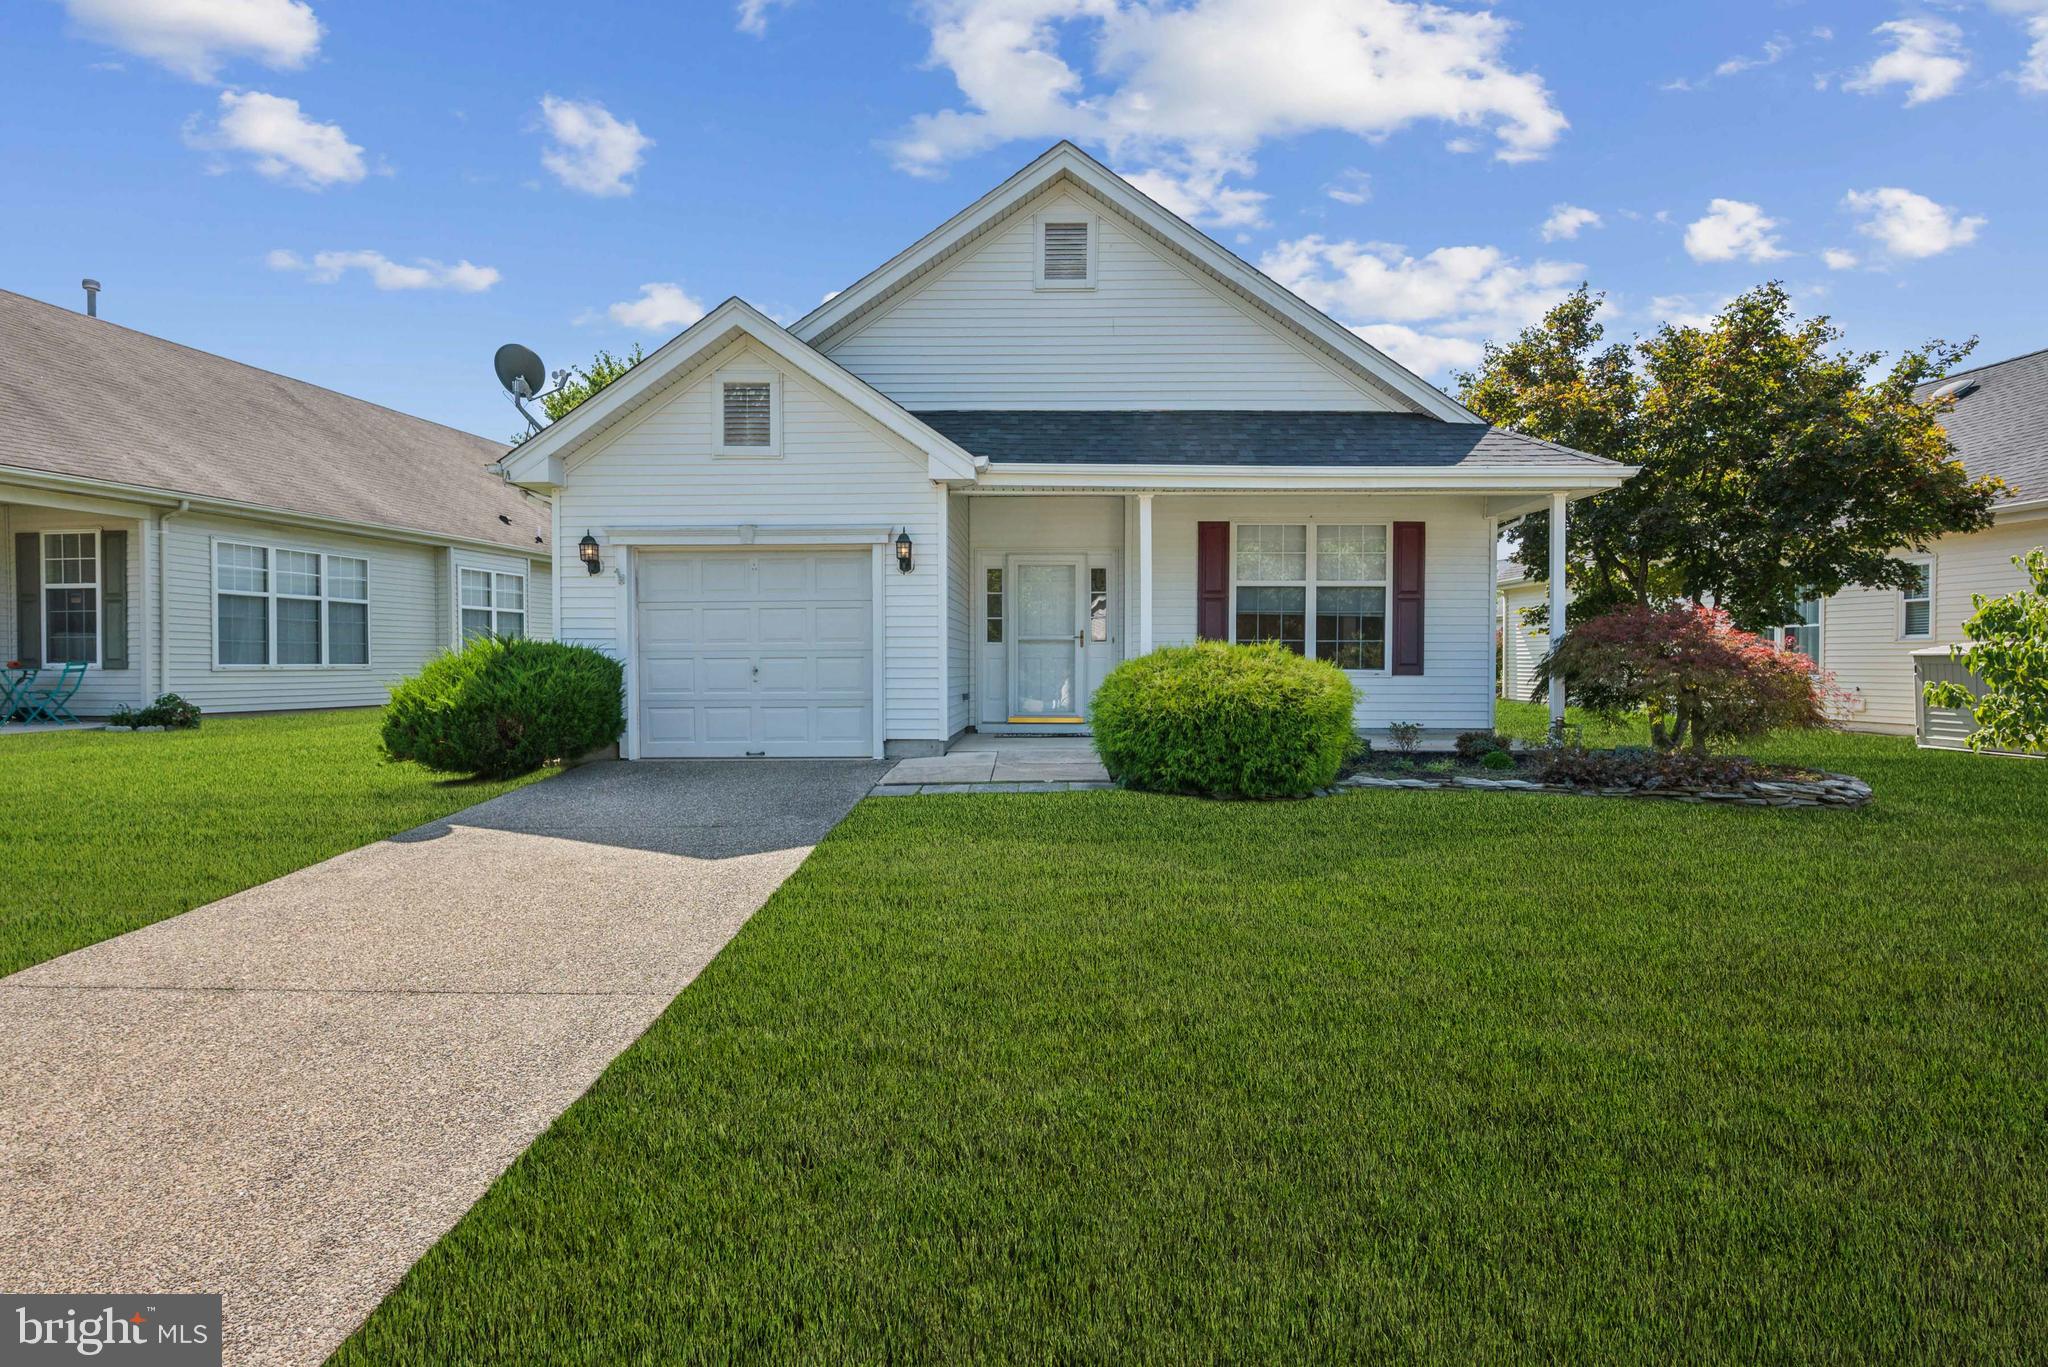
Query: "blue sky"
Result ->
[[2, 0, 2042, 442]]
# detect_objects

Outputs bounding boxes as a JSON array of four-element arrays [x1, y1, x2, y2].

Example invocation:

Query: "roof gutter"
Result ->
[[969, 462, 1638, 493], [0, 462, 550, 561]]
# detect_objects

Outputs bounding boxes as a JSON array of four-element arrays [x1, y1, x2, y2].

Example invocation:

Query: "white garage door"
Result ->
[[635, 550, 874, 758]]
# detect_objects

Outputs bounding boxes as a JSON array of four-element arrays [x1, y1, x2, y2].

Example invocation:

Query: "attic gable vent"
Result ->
[[1036, 216, 1094, 287], [722, 381, 773, 447]]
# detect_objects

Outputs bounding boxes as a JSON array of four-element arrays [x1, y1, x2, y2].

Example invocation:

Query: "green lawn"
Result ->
[[0, 710, 543, 977], [336, 710, 2047, 1363]]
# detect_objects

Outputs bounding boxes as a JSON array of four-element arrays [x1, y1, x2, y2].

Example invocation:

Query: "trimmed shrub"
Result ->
[[1479, 747, 1516, 771], [1090, 641, 1357, 798], [110, 693, 202, 730], [1454, 729, 1512, 759], [382, 637, 624, 779]]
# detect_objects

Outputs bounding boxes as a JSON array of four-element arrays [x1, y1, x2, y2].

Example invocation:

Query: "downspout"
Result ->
[[157, 500, 190, 697]]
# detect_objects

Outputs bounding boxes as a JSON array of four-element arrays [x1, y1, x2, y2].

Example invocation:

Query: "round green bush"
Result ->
[[1480, 747, 1517, 771], [1090, 642, 1358, 798], [382, 637, 625, 779]]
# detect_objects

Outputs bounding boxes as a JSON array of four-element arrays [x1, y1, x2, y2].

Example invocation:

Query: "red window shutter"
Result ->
[[1196, 521, 1229, 640], [1392, 521, 1425, 675]]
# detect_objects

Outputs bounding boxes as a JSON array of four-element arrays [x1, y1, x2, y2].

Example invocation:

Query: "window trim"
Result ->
[[1758, 595, 1824, 665], [1032, 211, 1098, 290], [1898, 555, 1935, 642], [40, 528, 102, 668], [210, 536, 372, 671], [712, 367, 783, 457], [455, 564, 530, 646], [1228, 521, 1392, 675]]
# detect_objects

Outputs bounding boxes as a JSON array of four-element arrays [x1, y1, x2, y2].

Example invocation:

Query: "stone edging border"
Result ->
[[1325, 769, 1873, 808]]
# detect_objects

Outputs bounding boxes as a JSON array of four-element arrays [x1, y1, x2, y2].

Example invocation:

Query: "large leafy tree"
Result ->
[[1459, 284, 2002, 627], [509, 345, 645, 444]]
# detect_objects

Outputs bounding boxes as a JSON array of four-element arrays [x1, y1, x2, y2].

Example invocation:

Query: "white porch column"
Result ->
[[1137, 493, 1155, 654], [1547, 490, 1569, 731]]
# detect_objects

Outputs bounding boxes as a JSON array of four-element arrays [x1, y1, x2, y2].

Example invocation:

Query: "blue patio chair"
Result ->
[[2, 666, 39, 723], [19, 661, 85, 725]]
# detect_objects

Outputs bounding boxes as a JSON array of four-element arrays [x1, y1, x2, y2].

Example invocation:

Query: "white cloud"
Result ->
[[186, 90, 364, 188], [1261, 235, 1579, 378], [606, 282, 706, 332], [1844, 186, 1985, 258], [538, 96, 652, 197], [1715, 36, 1790, 78], [1324, 169, 1373, 205], [1990, 2, 2048, 92], [1683, 198, 1787, 263], [735, 0, 794, 36], [1122, 151, 1269, 227], [269, 249, 499, 292], [1650, 293, 1733, 330], [1540, 204, 1601, 241], [888, 0, 1565, 223], [1349, 323, 1485, 376], [1845, 18, 1969, 105], [63, 0, 320, 82], [1821, 247, 1860, 270]]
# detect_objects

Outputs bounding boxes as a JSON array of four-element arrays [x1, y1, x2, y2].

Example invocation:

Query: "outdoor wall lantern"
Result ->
[[895, 528, 915, 573], [578, 531, 602, 575]]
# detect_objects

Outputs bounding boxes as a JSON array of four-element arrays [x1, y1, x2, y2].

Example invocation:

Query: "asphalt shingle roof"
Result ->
[[0, 288, 545, 552], [1914, 348, 2048, 505], [913, 409, 1622, 470]]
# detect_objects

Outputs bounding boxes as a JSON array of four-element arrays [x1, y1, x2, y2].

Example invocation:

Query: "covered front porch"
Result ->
[[947, 478, 1590, 743], [2, 480, 155, 721]]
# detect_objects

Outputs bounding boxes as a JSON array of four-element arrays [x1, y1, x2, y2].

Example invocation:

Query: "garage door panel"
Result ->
[[635, 549, 874, 758], [700, 558, 754, 596], [815, 556, 866, 594], [757, 557, 812, 594], [814, 655, 867, 692], [758, 606, 809, 642], [815, 606, 869, 643], [702, 607, 754, 643]]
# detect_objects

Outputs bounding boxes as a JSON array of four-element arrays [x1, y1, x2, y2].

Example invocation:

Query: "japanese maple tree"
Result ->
[[1534, 603, 1838, 754]]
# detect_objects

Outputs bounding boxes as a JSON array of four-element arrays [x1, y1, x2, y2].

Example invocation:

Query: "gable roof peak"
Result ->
[[791, 143, 1477, 423]]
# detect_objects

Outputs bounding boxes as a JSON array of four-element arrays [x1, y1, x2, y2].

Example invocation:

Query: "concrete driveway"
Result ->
[[0, 757, 886, 1367]]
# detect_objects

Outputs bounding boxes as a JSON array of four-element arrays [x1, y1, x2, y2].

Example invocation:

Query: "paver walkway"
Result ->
[[0, 757, 886, 1367]]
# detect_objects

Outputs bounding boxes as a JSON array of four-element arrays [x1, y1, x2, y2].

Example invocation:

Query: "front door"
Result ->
[[1006, 554, 1087, 723]]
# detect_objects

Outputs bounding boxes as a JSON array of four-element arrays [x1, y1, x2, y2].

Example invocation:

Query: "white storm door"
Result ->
[[1006, 555, 1086, 722]]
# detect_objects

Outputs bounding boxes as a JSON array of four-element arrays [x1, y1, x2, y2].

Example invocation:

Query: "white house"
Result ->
[[1, 287, 553, 719], [1755, 349, 2047, 743], [501, 143, 1631, 759], [1497, 563, 1550, 705]]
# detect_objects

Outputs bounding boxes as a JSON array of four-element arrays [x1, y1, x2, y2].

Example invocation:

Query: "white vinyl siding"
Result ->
[[1821, 520, 2046, 734], [553, 338, 947, 747], [822, 188, 1400, 411], [160, 510, 548, 714], [1498, 580, 1549, 703], [1150, 494, 1496, 732]]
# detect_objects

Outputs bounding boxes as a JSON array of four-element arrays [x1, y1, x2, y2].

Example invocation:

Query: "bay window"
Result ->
[[215, 540, 369, 667], [459, 568, 527, 641], [1233, 523, 1388, 670]]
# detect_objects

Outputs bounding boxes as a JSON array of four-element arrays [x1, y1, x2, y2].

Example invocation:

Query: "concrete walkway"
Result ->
[[873, 733, 1113, 795], [0, 757, 886, 1367]]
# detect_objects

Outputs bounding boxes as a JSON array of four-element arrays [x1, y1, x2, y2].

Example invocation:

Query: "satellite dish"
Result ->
[[494, 343, 546, 398]]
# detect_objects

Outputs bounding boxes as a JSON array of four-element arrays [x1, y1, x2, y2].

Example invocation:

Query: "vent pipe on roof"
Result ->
[[81, 278, 101, 318]]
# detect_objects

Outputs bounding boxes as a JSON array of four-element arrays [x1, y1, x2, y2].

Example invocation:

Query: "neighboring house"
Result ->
[[1764, 348, 2047, 741], [1, 288, 552, 718], [1497, 563, 1550, 703], [499, 142, 1631, 759]]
